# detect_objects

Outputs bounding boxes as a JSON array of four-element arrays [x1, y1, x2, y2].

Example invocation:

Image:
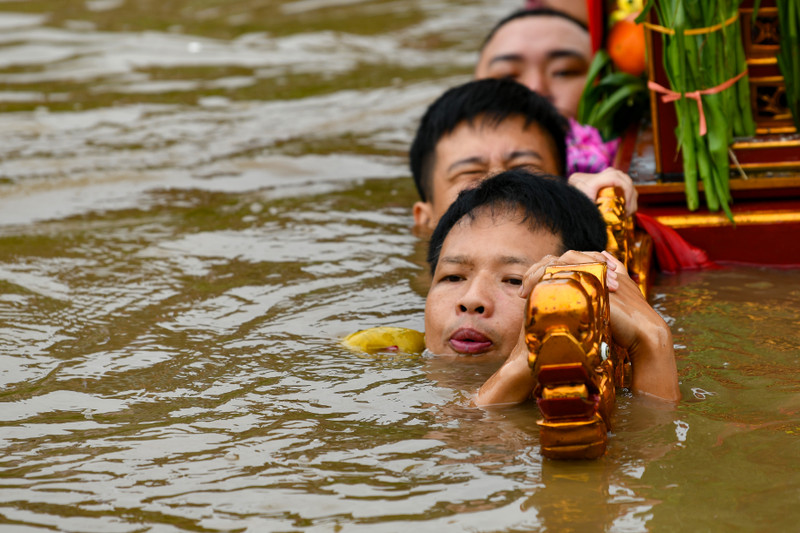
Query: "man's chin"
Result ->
[[426, 344, 507, 362]]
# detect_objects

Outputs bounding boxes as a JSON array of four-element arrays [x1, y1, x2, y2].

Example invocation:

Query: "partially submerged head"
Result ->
[[409, 78, 568, 230], [424, 169, 607, 359], [475, 8, 591, 118]]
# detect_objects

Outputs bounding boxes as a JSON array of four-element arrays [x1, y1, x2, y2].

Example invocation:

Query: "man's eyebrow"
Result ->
[[487, 53, 523, 67], [440, 254, 530, 266], [440, 255, 471, 265], [498, 255, 531, 266], [447, 156, 486, 173], [439, 255, 533, 268], [507, 149, 543, 161], [547, 49, 589, 61], [487, 49, 588, 67], [447, 150, 543, 175]]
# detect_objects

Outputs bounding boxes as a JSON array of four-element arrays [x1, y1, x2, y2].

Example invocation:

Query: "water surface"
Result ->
[[1, 1, 799, 531]]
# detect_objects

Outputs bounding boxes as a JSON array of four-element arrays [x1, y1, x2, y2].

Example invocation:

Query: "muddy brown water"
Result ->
[[1, 1, 799, 531]]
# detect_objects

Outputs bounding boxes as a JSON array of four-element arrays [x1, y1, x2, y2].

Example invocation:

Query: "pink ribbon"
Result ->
[[648, 70, 747, 136]]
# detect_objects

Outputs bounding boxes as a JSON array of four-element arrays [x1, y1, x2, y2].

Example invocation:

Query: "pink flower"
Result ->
[[566, 118, 620, 174]]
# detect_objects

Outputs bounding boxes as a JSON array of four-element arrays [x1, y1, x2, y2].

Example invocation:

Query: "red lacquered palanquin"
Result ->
[[609, 0, 800, 267]]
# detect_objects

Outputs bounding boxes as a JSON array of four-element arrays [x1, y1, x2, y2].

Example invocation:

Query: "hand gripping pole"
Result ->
[[525, 262, 631, 459], [596, 186, 653, 297]]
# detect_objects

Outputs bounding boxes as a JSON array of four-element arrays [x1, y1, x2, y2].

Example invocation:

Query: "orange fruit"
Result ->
[[607, 15, 646, 76]]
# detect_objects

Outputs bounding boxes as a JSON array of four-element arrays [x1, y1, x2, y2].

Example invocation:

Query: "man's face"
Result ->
[[475, 15, 591, 118], [424, 209, 563, 360], [413, 115, 560, 230]]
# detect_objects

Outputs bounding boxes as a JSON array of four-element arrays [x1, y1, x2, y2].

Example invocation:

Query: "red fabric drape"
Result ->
[[635, 213, 719, 273]]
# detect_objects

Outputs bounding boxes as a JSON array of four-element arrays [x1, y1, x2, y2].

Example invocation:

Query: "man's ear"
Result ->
[[413, 201, 435, 230]]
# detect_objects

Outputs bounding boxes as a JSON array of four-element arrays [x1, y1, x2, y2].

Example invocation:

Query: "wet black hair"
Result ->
[[480, 7, 588, 51], [427, 169, 607, 275], [408, 78, 569, 202]]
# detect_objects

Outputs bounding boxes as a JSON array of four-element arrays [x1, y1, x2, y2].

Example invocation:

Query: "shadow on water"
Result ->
[[0, 1, 799, 531]]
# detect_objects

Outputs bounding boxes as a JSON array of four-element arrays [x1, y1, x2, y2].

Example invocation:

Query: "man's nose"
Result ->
[[486, 155, 512, 177], [520, 70, 550, 98], [459, 302, 485, 313], [457, 280, 492, 315]]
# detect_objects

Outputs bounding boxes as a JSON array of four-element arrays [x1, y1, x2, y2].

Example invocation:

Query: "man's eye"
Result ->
[[452, 172, 486, 189], [504, 277, 523, 286], [442, 274, 463, 283], [552, 69, 584, 78], [487, 66, 521, 81], [456, 170, 485, 178]]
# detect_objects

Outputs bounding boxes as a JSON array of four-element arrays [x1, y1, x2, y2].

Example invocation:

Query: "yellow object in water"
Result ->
[[342, 327, 425, 355]]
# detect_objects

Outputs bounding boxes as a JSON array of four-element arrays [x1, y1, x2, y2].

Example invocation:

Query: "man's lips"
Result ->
[[449, 327, 493, 354]]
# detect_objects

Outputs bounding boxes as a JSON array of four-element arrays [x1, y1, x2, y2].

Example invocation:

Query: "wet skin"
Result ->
[[412, 115, 560, 230], [424, 209, 562, 360], [475, 15, 591, 118]]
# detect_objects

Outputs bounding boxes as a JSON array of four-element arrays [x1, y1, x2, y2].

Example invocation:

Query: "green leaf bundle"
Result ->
[[643, 0, 755, 219]]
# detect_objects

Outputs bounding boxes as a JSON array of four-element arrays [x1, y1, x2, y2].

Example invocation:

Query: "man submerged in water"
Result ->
[[423, 169, 679, 405], [408, 78, 637, 233], [474, 7, 620, 175]]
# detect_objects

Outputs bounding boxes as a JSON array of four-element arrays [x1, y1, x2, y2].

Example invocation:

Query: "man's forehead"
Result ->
[[437, 114, 537, 148], [437, 208, 560, 266], [494, 14, 588, 38], [486, 15, 590, 53], [448, 208, 538, 243]]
